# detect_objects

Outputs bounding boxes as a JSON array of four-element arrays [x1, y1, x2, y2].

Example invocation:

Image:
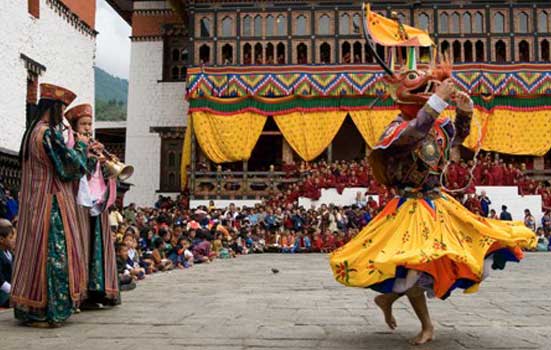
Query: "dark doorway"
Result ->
[[331, 115, 365, 161]]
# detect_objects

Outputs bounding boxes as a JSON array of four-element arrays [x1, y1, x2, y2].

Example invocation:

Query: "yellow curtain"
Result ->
[[274, 111, 347, 161], [192, 111, 267, 163], [480, 108, 551, 156], [349, 110, 396, 148], [180, 123, 192, 190]]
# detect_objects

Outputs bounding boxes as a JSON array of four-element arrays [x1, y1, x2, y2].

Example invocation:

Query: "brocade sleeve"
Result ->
[[43, 128, 88, 182]]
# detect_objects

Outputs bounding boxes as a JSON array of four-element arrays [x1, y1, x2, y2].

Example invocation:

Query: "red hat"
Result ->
[[40, 83, 77, 106], [65, 103, 93, 122]]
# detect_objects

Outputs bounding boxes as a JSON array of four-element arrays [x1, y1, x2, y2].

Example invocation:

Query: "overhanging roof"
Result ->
[[105, 0, 133, 24]]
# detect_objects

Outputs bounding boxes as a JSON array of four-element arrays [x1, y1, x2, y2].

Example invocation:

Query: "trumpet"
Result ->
[[80, 132, 134, 181]]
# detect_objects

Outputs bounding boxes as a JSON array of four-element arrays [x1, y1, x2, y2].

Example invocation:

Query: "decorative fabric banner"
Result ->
[[349, 110, 396, 148], [192, 111, 267, 164], [274, 111, 347, 161], [180, 124, 192, 190], [480, 108, 551, 156]]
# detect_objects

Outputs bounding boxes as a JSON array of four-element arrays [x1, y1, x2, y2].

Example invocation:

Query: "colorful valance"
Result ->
[[186, 64, 551, 99]]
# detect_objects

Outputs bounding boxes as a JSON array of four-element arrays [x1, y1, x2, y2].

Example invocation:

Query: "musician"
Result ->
[[65, 104, 120, 308], [12, 84, 88, 327]]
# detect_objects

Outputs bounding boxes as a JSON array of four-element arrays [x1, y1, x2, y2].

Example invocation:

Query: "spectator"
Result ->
[[535, 227, 549, 252], [479, 191, 491, 217], [542, 210, 551, 234], [500, 205, 513, 221], [0, 219, 15, 307], [524, 209, 536, 232]]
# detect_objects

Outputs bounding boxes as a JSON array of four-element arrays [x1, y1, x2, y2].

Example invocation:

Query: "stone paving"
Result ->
[[1, 253, 550, 350]]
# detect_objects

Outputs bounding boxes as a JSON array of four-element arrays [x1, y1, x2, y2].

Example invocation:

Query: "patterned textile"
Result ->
[[192, 111, 267, 163], [88, 216, 105, 294], [14, 198, 74, 323], [274, 111, 347, 161], [12, 122, 87, 312], [186, 65, 551, 99], [329, 193, 536, 299], [330, 99, 536, 299]]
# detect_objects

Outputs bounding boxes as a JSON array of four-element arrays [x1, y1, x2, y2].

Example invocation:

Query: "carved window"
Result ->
[[518, 12, 529, 33], [463, 13, 472, 34], [222, 44, 233, 65], [495, 40, 506, 62], [494, 12, 505, 33], [277, 43, 286, 64], [254, 15, 263, 37], [265, 43, 274, 64], [199, 45, 211, 64], [451, 12, 460, 33], [474, 12, 483, 33], [222, 16, 234, 37], [319, 14, 330, 35], [353, 14, 361, 34], [320, 42, 331, 64], [518, 40, 530, 62], [340, 13, 350, 35], [439, 13, 448, 33], [243, 43, 252, 64], [541, 40, 550, 61], [277, 15, 287, 35], [160, 138, 183, 192], [452, 40, 461, 62], [266, 15, 274, 36], [200, 17, 211, 38], [243, 15, 252, 36], [297, 43, 308, 64], [296, 15, 307, 35], [475, 40, 485, 62], [464, 41, 473, 62], [163, 36, 190, 81], [353, 41, 362, 63], [538, 11, 548, 33], [418, 13, 429, 30]]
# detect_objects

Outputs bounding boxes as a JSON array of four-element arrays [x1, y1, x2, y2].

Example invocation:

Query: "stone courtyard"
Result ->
[[1, 253, 550, 350]]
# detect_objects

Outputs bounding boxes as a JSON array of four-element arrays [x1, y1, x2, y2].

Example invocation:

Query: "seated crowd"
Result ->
[[277, 152, 551, 211], [1, 150, 551, 300]]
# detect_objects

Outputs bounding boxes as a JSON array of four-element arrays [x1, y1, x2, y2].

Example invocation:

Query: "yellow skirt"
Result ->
[[329, 193, 537, 299]]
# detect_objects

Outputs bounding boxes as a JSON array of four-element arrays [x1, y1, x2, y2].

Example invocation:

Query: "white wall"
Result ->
[[0, 0, 95, 153], [125, 40, 187, 206], [475, 186, 543, 224], [299, 188, 375, 208]]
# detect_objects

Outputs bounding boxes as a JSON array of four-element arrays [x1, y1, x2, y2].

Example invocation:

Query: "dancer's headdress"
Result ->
[[362, 4, 452, 119]]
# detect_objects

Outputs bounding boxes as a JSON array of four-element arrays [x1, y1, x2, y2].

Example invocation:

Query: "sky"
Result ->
[[95, 0, 131, 79]]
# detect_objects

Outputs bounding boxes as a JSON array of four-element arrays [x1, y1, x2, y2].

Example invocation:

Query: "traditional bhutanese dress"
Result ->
[[77, 160, 120, 306], [330, 98, 536, 299], [12, 121, 88, 324]]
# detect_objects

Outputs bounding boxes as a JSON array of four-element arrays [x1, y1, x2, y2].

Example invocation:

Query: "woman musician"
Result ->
[[65, 104, 120, 309]]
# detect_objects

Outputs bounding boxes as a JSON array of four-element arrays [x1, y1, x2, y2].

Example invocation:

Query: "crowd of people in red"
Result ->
[[278, 152, 551, 211]]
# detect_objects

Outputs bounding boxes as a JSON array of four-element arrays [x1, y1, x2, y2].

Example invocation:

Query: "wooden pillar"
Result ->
[[190, 122, 196, 199], [282, 139, 293, 164], [534, 157, 545, 171], [327, 143, 333, 163], [243, 160, 248, 199]]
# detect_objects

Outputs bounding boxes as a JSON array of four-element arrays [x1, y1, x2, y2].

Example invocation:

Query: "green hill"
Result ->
[[94, 66, 128, 121]]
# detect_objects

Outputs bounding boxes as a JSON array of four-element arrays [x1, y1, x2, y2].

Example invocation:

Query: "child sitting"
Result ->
[[151, 237, 174, 271], [169, 236, 194, 269], [115, 243, 137, 291], [123, 233, 146, 280], [0, 219, 15, 308]]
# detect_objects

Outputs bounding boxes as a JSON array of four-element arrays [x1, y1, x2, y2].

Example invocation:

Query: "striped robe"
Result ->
[[85, 174, 120, 304], [12, 122, 88, 313]]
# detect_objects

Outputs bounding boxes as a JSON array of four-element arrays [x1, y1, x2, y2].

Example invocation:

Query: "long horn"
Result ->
[[362, 3, 395, 77]]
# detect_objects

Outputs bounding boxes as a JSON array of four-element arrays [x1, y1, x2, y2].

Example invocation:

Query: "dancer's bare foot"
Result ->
[[374, 295, 397, 330], [408, 326, 434, 345]]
